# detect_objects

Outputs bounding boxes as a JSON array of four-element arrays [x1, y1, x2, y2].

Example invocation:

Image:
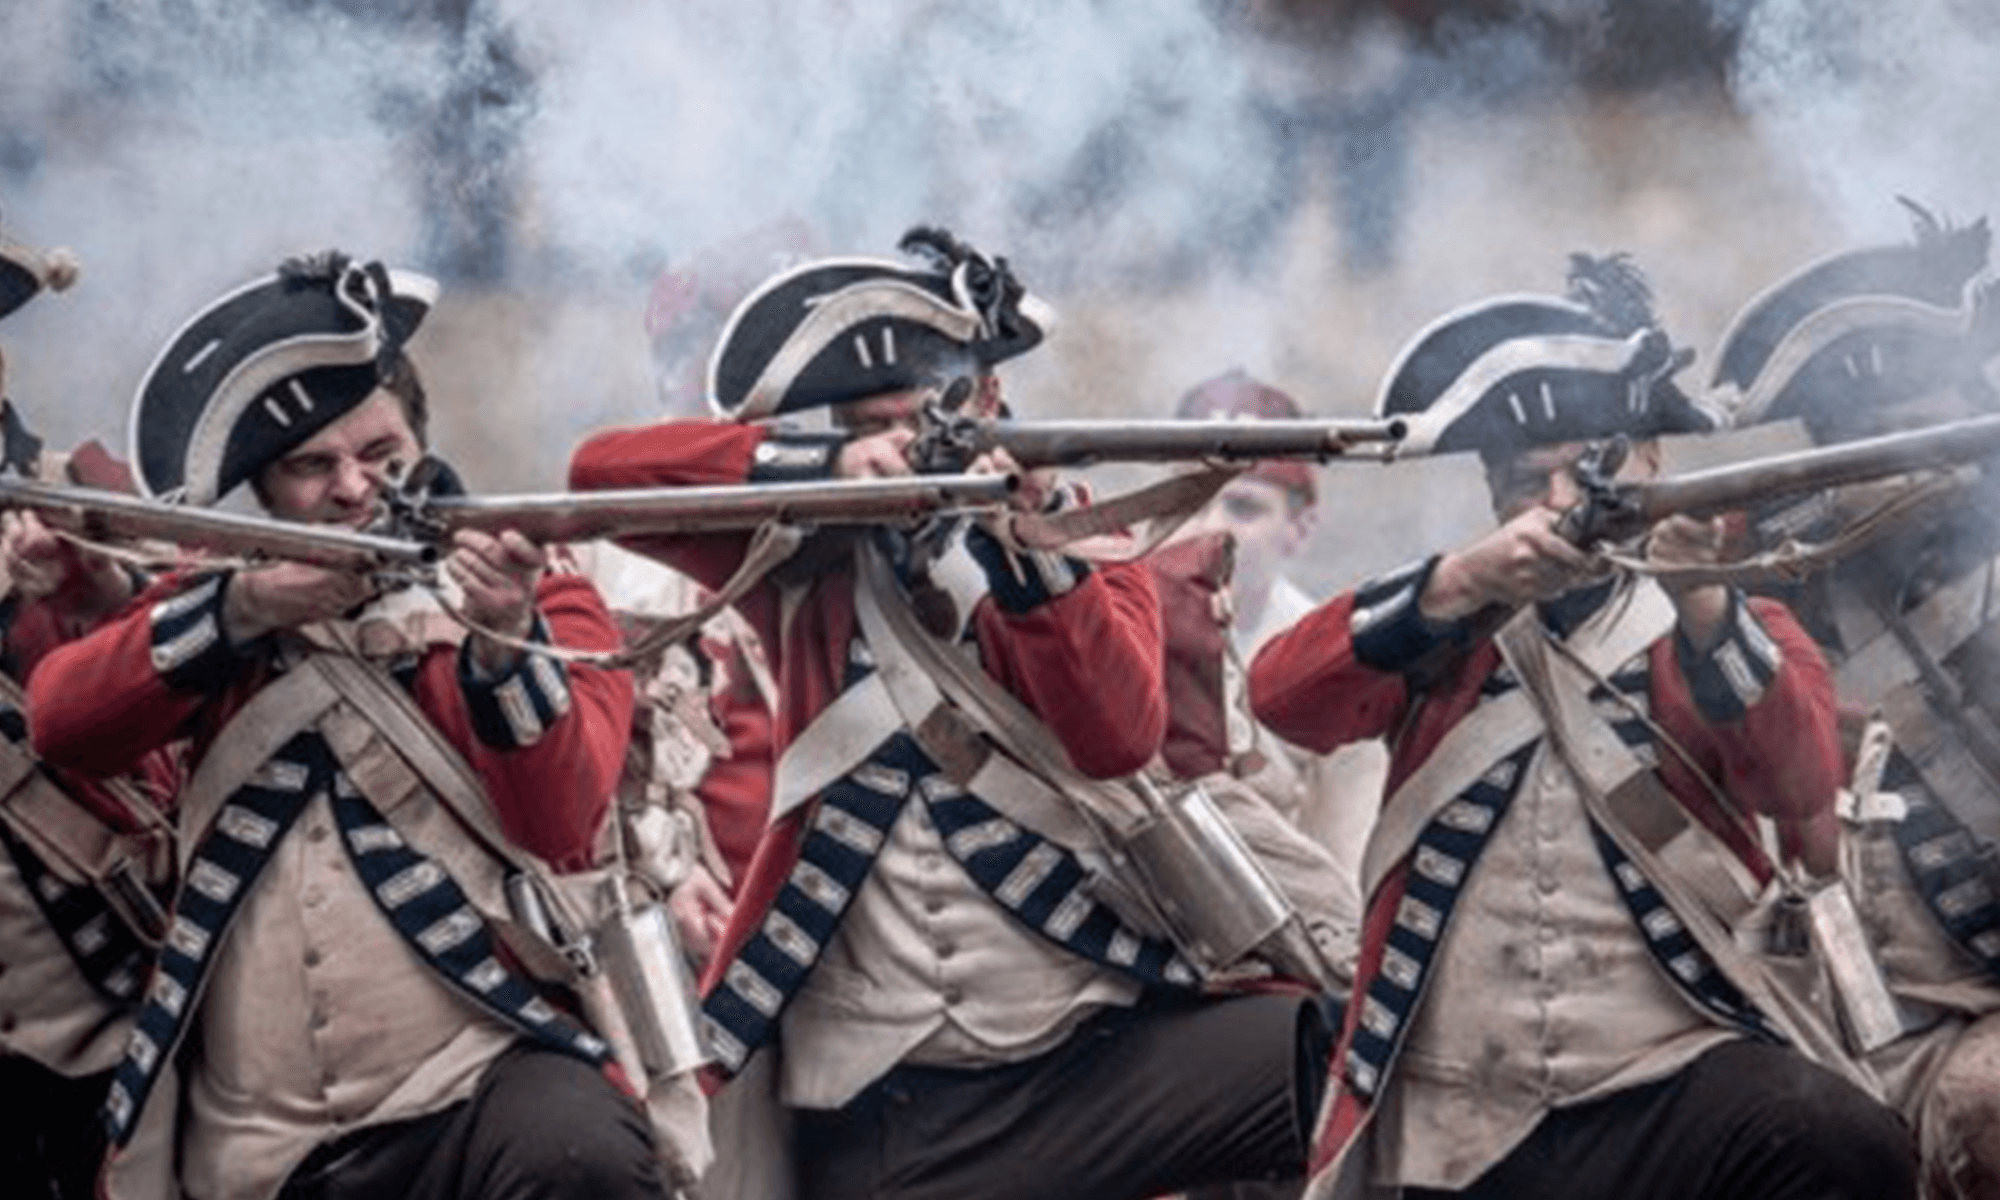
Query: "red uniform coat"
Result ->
[[7, 593, 183, 835], [1248, 583, 1844, 1176], [26, 572, 632, 871], [568, 421, 1168, 1019]]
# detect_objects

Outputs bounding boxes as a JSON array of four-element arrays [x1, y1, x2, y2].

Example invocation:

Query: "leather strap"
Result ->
[[310, 651, 618, 990], [174, 660, 344, 870], [1360, 582, 1677, 900], [852, 542, 1178, 937], [1494, 615, 1883, 1099]]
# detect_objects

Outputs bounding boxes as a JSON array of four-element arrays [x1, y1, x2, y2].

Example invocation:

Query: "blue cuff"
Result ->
[[963, 523, 1090, 614], [149, 573, 258, 695], [747, 430, 846, 483], [458, 614, 574, 748], [1349, 556, 1473, 674], [1677, 590, 1782, 724]]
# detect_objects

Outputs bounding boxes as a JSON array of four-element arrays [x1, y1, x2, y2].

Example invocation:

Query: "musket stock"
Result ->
[[0, 476, 436, 571]]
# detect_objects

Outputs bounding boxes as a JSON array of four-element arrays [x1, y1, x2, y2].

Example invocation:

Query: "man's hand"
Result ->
[[447, 529, 546, 675], [224, 562, 380, 643], [666, 862, 733, 965], [1647, 513, 1731, 649], [0, 510, 133, 616], [835, 428, 917, 479], [1421, 506, 1603, 621], [967, 445, 1054, 514]]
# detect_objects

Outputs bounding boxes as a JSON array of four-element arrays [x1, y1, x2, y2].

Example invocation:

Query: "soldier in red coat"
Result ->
[[26, 253, 663, 1200], [1250, 255, 1914, 1200], [1714, 201, 2000, 1200], [572, 227, 1324, 1200], [0, 226, 180, 1200]]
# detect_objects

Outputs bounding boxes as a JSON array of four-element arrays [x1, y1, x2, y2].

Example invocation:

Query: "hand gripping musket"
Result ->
[[910, 402, 1409, 472], [1404, 413, 2000, 689]]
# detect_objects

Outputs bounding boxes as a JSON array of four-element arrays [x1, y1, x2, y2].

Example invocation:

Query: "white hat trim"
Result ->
[[732, 277, 981, 423], [1708, 292, 1972, 427], [138, 266, 437, 504], [1394, 330, 1653, 455]]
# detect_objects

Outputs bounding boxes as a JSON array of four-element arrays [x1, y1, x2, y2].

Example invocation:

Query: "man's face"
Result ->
[[256, 387, 420, 526], [1190, 476, 1314, 605], [833, 375, 1004, 439], [1484, 438, 1662, 524]]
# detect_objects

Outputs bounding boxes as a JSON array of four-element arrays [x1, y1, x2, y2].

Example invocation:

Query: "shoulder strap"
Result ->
[[304, 651, 597, 983], [307, 651, 530, 868], [1360, 584, 1677, 900], [1494, 613, 1883, 1099], [851, 541, 1181, 937], [175, 661, 344, 867], [853, 540, 1148, 840]]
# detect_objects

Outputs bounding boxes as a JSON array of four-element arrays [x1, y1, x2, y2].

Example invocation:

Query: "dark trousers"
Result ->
[[1407, 1039, 1916, 1200], [277, 1044, 669, 1200], [795, 992, 1322, 1200], [0, 1056, 109, 1200]]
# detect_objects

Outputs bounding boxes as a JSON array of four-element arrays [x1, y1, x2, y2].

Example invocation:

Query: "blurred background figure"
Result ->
[[1171, 368, 1387, 943]]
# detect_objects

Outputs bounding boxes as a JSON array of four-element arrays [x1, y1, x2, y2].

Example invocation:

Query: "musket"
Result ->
[[1559, 412, 2000, 548], [3, 472, 1019, 573], [911, 409, 1408, 472], [0, 475, 439, 572], [393, 472, 1017, 545], [1407, 412, 2000, 687]]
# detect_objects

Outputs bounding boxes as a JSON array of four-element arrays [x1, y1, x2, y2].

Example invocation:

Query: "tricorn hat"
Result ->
[[706, 225, 1054, 422], [130, 251, 436, 505], [1379, 254, 1716, 462], [1710, 198, 1998, 441]]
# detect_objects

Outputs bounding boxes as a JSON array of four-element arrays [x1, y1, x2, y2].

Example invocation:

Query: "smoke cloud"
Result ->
[[0, 0, 1993, 590]]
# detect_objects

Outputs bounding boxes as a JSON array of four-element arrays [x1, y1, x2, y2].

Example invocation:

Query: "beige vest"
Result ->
[[777, 785, 1138, 1110], [1373, 743, 1737, 1191], [113, 655, 542, 1200], [0, 829, 132, 1074]]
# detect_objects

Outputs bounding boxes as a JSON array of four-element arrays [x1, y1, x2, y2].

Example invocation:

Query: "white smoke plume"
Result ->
[[0, 0, 1993, 590]]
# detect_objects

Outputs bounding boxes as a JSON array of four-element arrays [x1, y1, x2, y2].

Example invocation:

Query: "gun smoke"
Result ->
[[0, 0, 1995, 592]]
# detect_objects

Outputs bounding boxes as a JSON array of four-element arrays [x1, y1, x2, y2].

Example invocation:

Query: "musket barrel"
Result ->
[[0, 477, 436, 570], [424, 472, 1018, 544], [1636, 413, 2000, 521], [977, 418, 1408, 467]]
